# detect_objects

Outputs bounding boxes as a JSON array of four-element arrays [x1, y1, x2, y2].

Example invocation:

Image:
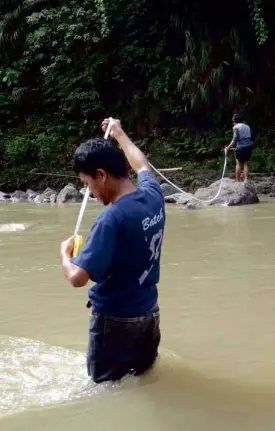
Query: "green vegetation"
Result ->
[[0, 0, 274, 190]]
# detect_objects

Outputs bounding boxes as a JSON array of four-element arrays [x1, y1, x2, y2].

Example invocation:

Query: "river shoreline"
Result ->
[[0, 173, 274, 206]]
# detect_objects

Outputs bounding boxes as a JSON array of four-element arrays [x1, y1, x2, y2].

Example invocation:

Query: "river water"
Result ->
[[1, 201, 275, 430]]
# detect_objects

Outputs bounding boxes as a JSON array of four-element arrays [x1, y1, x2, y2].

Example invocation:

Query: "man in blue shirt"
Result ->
[[60, 118, 165, 383]]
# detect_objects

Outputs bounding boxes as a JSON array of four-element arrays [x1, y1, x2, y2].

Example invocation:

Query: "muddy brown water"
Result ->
[[1, 201, 275, 430]]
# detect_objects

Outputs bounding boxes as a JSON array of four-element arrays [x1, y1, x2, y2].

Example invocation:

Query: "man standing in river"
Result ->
[[60, 118, 165, 383], [225, 113, 253, 182]]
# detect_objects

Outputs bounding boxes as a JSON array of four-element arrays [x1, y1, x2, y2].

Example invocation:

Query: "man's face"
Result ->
[[79, 171, 110, 205]]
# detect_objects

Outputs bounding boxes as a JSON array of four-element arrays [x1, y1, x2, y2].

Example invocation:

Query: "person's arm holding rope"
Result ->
[[102, 118, 164, 200], [225, 127, 238, 153], [102, 119, 150, 174]]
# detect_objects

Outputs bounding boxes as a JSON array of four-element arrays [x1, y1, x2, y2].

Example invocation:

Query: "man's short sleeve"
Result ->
[[137, 170, 163, 198], [71, 209, 117, 281]]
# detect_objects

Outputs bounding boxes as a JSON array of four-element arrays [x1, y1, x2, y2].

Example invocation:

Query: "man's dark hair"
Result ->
[[74, 137, 128, 178], [232, 113, 243, 123]]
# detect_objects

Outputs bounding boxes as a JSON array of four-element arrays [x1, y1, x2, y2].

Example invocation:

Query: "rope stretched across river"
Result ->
[[30, 155, 228, 205], [149, 150, 228, 204]]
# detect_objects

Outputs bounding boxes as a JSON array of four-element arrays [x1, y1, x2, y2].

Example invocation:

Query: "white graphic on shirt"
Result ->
[[139, 206, 164, 285], [142, 207, 164, 231]]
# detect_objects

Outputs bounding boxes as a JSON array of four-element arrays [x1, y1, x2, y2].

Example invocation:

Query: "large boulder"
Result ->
[[161, 183, 178, 197], [187, 177, 259, 209], [165, 191, 193, 204], [35, 187, 57, 204], [56, 184, 82, 204], [26, 189, 38, 202], [11, 190, 27, 202]]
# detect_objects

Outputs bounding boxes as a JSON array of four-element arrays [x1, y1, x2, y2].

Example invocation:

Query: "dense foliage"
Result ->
[[0, 0, 274, 188]]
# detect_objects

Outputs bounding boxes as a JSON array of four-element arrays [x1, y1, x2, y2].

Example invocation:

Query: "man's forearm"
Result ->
[[61, 252, 74, 281], [60, 252, 87, 287], [227, 140, 236, 150], [114, 129, 150, 174]]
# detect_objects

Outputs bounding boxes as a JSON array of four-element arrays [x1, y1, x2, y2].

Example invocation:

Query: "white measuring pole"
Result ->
[[74, 119, 113, 236]]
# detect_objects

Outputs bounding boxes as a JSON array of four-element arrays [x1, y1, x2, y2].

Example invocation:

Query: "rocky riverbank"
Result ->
[[0, 184, 95, 204], [0, 174, 272, 208]]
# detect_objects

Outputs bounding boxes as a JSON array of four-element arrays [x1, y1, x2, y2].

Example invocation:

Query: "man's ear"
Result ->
[[96, 169, 107, 182]]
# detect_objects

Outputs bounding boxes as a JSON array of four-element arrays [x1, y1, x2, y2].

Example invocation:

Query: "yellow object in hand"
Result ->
[[72, 234, 84, 258]]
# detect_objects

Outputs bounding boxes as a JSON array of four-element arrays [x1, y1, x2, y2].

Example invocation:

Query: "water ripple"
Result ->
[[0, 336, 131, 417]]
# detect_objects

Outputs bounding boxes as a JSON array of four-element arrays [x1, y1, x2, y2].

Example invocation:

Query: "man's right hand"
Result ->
[[101, 117, 150, 174], [102, 118, 123, 141]]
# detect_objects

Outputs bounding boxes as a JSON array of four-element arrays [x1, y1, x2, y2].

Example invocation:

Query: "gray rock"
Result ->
[[11, 190, 27, 202], [186, 177, 259, 209], [50, 193, 57, 204], [165, 192, 193, 204], [161, 183, 178, 197], [268, 184, 275, 197], [56, 184, 82, 204], [252, 178, 274, 195], [26, 189, 38, 201], [35, 187, 57, 204]]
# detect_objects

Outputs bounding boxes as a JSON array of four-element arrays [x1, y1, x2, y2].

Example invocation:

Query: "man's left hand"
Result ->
[[60, 236, 75, 257]]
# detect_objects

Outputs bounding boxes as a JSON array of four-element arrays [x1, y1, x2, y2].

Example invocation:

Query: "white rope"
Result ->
[[74, 121, 112, 236], [149, 150, 228, 204], [75, 117, 228, 234]]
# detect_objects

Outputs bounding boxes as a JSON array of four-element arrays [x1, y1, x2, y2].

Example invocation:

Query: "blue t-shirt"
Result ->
[[71, 170, 165, 317]]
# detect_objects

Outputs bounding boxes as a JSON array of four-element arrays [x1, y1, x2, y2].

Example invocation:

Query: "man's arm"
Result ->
[[102, 119, 150, 174], [60, 210, 117, 288], [226, 127, 238, 151], [60, 241, 90, 288]]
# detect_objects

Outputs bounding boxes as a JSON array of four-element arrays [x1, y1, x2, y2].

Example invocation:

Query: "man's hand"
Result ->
[[225, 144, 235, 153], [60, 235, 75, 258], [102, 118, 123, 140], [101, 118, 150, 174], [60, 236, 90, 288]]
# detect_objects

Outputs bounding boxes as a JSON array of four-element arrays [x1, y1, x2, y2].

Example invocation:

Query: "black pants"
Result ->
[[87, 306, 160, 384]]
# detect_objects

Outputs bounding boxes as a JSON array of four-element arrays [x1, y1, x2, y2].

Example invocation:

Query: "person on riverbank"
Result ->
[[225, 114, 253, 182], [60, 118, 165, 384]]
